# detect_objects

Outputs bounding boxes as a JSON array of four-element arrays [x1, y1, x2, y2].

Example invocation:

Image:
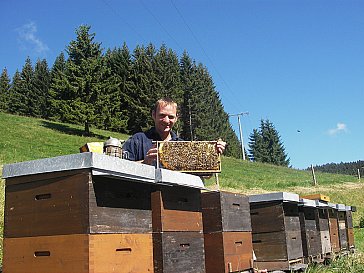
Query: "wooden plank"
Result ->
[[153, 232, 205, 273], [345, 211, 353, 228], [89, 234, 154, 273], [347, 228, 355, 248], [329, 218, 340, 253], [89, 176, 152, 234], [3, 234, 89, 273], [201, 191, 251, 233], [3, 234, 153, 273], [320, 230, 332, 254], [285, 231, 304, 260], [252, 231, 288, 261], [151, 186, 202, 232], [250, 202, 285, 233], [4, 172, 90, 237]]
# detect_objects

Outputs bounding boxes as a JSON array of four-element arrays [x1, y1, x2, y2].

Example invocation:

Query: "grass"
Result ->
[[0, 112, 363, 270]]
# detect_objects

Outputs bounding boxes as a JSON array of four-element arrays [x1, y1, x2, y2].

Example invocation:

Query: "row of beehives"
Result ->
[[2, 167, 356, 273]]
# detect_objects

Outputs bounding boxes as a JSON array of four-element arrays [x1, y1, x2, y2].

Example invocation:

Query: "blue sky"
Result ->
[[1, 0, 363, 169]]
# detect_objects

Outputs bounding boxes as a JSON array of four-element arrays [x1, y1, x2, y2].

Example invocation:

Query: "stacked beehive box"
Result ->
[[201, 191, 253, 273], [345, 206, 356, 251], [2, 152, 207, 273], [336, 204, 349, 252], [249, 192, 305, 272], [315, 200, 332, 259], [2, 153, 157, 273], [327, 203, 341, 253], [152, 185, 205, 273], [298, 198, 322, 262]]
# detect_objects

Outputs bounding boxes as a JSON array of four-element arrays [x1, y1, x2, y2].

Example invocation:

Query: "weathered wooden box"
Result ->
[[249, 192, 304, 271], [204, 231, 253, 273], [298, 199, 322, 258], [328, 203, 340, 253], [345, 206, 355, 249], [201, 191, 251, 233], [4, 171, 153, 237], [151, 186, 203, 232], [2, 233, 154, 273], [315, 201, 332, 255], [337, 204, 348, 251], [153, 232, 205, 273]]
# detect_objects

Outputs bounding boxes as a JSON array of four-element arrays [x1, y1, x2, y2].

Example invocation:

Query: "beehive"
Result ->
[[249, 192, 304, 271], [298, 199, 322, 260], [202, 191, 253, 273], [327, 203, 340, 253], [315, 200, 332, 256], [158, 141, 221, 174], [336, 204, 348, 251]]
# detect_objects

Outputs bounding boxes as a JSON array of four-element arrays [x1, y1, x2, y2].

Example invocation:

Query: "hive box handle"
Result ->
[[34, 251, 50, 257], [116, 248, 132, 253], [35, 193, 52, 200]]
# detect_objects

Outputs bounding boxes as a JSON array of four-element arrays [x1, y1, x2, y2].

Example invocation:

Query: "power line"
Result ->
[[169, 0, 243, 113]]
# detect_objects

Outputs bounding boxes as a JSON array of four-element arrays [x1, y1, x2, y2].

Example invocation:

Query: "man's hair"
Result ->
[[152, 98, 178, 114]]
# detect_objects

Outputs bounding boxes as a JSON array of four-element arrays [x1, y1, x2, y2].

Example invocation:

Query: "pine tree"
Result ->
[[8, 70, 23, 114], [103, 44, 134, 133], [33, 59, 51, 118], [248, 119, 290, 166], [53, 25, 110, 135], [49, 52, 67, 120], [0, 68, 11, 112]]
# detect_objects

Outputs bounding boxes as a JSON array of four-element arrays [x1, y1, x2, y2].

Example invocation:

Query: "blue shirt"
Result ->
[[122, 127, 182, 161]]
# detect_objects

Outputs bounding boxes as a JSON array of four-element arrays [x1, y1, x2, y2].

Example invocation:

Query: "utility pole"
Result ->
[[229, 112, 249, 160]]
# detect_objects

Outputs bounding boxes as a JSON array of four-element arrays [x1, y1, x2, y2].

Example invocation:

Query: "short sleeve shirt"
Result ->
[[122, 127, 182, 161]]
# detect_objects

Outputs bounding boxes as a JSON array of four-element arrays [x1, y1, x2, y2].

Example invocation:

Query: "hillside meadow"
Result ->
[[0, 112, 363, 270]]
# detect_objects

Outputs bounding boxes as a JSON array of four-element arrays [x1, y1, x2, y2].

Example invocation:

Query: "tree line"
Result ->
[[0, 25, 242, 157], [311, 160, 364, 176], [0, 25, 291, 165]]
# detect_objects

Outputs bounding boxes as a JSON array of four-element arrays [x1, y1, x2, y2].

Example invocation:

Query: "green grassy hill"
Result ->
[[0, 111, 363, 266]]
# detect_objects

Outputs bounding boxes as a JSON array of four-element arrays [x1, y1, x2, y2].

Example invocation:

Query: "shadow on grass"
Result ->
[[41, 121, 105, 139]]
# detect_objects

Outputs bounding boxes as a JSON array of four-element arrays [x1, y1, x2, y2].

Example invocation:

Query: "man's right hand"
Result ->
[[142, 145, 158, 165]]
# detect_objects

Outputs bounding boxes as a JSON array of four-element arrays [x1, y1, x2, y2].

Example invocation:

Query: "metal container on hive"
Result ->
[[201, 191, 253, 273], [249, 192, 305, 272]]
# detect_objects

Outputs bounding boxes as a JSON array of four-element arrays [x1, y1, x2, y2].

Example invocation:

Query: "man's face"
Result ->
[[152, 103, 178, 137]]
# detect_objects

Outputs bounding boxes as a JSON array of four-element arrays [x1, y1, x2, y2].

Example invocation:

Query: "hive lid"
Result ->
[[299, 198, 317, 208], [2, 153, 205, 189], [336, 203, 346, 211], [249, 192, 300, 203], [315, 200, 329, 208], [328, 202, 337, 209]]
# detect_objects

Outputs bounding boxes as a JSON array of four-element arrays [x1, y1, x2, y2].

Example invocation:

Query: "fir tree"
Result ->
[[8, 70, 23, 114], [0, 68, 11, 112], [248, 119, 290, 166], [33, 59, 51, 118], [49, 52, 67, 120], [53, 25, 110, 135]]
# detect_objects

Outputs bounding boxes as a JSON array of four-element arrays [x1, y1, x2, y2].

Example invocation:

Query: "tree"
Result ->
[[248, 119, 290, 166], [0, 68, 11, 112], [49, 52, 67, 120], [32, 59, 51, 118], [8, 70, 23, 114], [52, 25, 110, 135]]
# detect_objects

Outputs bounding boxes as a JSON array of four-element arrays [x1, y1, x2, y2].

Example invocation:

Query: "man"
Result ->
[[123, 98, 226, 165]]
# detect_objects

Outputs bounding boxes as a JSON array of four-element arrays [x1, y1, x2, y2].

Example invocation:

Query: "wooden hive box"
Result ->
[[327, 203, 340, 253], [315, 201, 332, 255], [337, 204, 348, 251], [2, 233, 154, 273], [345, 206, 355, 249], [249, 192, 304, 271], [151, 186, 203, 232], [204, 231, 253, 273], [201, 191, 251, 233], [298, 199, 322, 259], [4, 171, 153, 237], [153, 231, 205, 273]]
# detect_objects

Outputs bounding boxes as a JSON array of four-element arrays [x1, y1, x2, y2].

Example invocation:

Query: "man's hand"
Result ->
[[142, 144, 158, 165], [216, 139, 227, 154]]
